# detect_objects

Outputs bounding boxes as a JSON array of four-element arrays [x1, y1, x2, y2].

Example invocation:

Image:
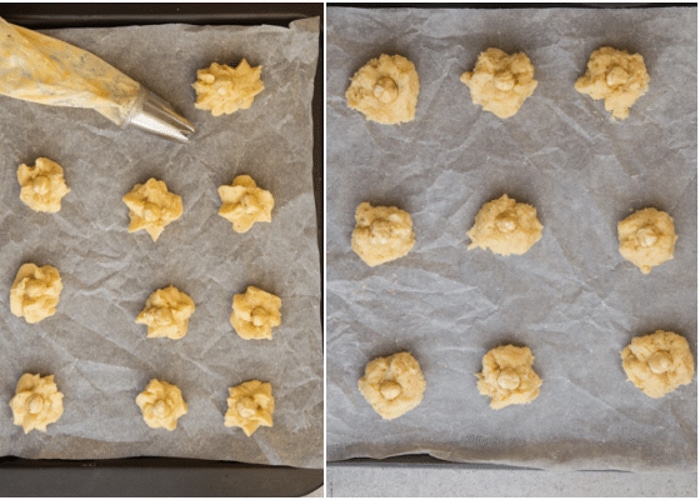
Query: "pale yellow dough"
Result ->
[[346, 54, 419, 125], [476, 345, 542, 410], [460, 48, 538, 119], [351, 202, 415, 267], [575, 46, 649, 120], [218, 175, 274, 233], [224, 379, 275, 436], [621, 330, 694, 398], [230, 286, 282, 340], [136, 379, 188, 431], [618, 208, 677, 274], [358, 351, 426, 420], [467, 194, 543, 256], [136, 285, 195, 340], [17, 157, 70, 213], [10, 263, 62, 324], [9, 373, 64, 434], [122, 178, 183, 241], [193, 59, 264, 116]]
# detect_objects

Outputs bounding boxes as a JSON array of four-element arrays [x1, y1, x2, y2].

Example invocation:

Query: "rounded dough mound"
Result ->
[[10, 263, 63, 324], [136, 285, 195, 340], [193, 59, 264, 116], [476, 345, 542, 410], [345, 54, 419, 125], [351, 202, 415, 267], [230, 286, 282, 340], [224, 379, 275, 436], [467, 194, 543, 256], [136, 379, 188, 431], [460, 48, 538, 119], [358, 351, 426, 420], [218, 174, 274, 233], [9, 373, 64, 434], [17, 157, 70, 213], [621, 330, 694, 398], [122, 178, 183, 242], [618, 207, 677, 274]]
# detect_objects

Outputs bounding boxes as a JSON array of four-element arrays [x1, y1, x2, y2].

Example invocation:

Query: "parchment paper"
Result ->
[[326, 7, 696, 471], [0, 18, 322, 469]]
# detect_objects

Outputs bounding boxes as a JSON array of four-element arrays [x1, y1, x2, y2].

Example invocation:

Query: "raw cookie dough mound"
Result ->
[[218, 174, 274, 233], [460, 48, 538, 119], [358, 351, 426, 420], [136, 285, 195, 340], [193, 59, 264, 116], [17, 157, 70, 213], [345, 54, 419, 125], [122, 178, 183, 242], [10, 263, 63, 324], [9, 373, 64, 434], [230, 286, 282, 340], [224, 379, 275, 436], [351, 202, 415, 267], [467, 194, 543, 256], [476, 345, 542, 410], [575, 46, 649, 120], [136, 379, 188, 431], [618, 207, 677, 274], [621, 330, 694, 398]]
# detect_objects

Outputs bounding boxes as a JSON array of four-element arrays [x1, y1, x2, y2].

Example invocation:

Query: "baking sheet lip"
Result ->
[[326, 2, 695, 9]]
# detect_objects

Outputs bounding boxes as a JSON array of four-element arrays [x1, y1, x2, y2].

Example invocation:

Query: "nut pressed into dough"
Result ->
[[218, 174, 274, 233], [460, 48, 538, 119], [351, 202, 415, 267], [17, 157, 70, 213], [193, 59, 264, 116], [621, 330, 694, 398], [476, 345, 542, 410], [575, 46, 650, 120], [618, 207, 677, 274], [346, 54, 420, 125], [224, 379, 275, 436], [10, 263, 63, 324], [136, 379, 188, 431], [467, 194, 543, 256], [230, 286, 282, 340], [136, 285, 195, 340], [358, 351, 426, 420], [122, 178, 183, 242], [9, 373, 64, 434]]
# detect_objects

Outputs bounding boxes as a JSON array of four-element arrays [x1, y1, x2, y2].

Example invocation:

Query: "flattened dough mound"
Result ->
[[136, 285, 195, 340], [621, 330, 694, 398], [460, 48, 538, 119], [230, 286, 282, 340], [193, 59, 264, 116], [122, 178, 183, 241], [218, 174, 274, 233], [467, 194, 543, 256], [17, 157, 70, 213], [346, 54, 419, 125], [575, 46, 649, 120], [224, 379, 275, 436], [352, 202, 415, 267], [476, 345, 542, 410], [136, 379, 188, 431], [9, 373, 64, 434], [358, 351, 426, 420], [10, 263, 63, 324], [618, 207, 677, 274]]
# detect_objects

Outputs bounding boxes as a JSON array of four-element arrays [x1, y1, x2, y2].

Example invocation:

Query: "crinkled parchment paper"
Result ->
[[0, 18, 322, 468], [326, 7, 696, 471]]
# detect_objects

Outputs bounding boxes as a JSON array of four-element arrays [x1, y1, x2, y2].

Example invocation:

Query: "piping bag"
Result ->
[[0, 17, 194, 143]]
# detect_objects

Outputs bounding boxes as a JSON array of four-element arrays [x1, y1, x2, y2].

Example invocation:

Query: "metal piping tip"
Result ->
[[127, 88, 194, 143]]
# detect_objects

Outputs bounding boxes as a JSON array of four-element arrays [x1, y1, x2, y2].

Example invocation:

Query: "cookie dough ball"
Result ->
[[17, 157, 70, 213], [230, 286, 282, 340], [618, 208, 677, 274], [346, 54, 419, 125], [122, 178, 183, 242], [9, 373, 64, 434], [467, 194, 543, 256], [575, 46, 649, 120], [218, 175, 274, 233], [10, 263, 63, 324], [136, 379, 188, 431], [621, 330, 694, 398], [136, 285, 195, 340], [358, 351, 426, 420], [351, 202, 415, 267], [224, 379, 275, 436], [476, 345, 542, 410], [193, 59, 264, 116], [460, 48, 538, 119]]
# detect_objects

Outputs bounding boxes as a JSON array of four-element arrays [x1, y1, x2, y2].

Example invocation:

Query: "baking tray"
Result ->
[[0, 3, 323, 496]]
